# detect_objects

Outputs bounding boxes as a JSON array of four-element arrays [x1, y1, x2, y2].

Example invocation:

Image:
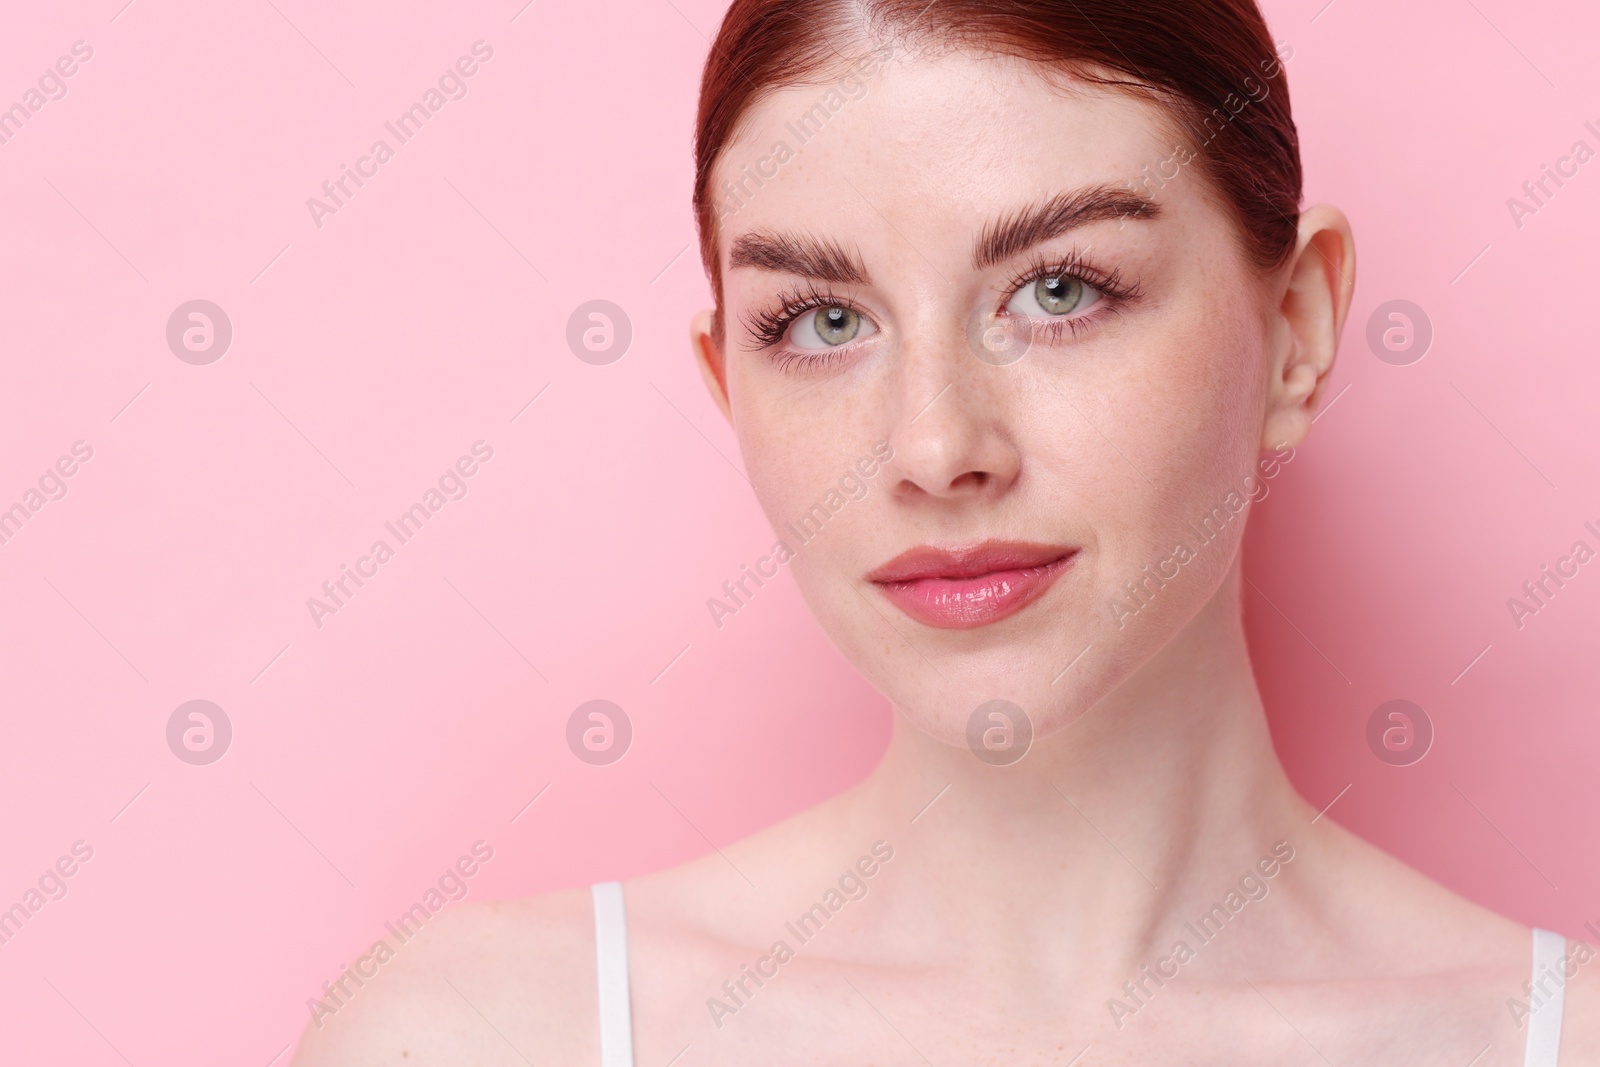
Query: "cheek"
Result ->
[[730, 371, 881, 561], [1090, 295, 1269, 595], [1161, 294, 1270, 481], [735, 385, 834, 518]]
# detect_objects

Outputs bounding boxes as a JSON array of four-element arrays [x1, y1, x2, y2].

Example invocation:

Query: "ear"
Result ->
[[1261, 203, 1356, 450], [691, 307, 733, 425]]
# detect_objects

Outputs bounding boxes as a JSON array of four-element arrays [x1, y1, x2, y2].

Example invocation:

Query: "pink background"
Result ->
[[1, 0, 1597, 1062]]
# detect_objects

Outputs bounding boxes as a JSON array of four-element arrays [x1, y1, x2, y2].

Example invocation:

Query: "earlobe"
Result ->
[[691, 307, 733, 425], [1261, 204, 1356, 450]]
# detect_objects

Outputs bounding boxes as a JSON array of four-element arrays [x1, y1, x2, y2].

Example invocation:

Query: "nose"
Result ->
[[879, 335, 1022, 503]]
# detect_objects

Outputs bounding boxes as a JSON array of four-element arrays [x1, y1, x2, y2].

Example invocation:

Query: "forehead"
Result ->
[[710, 49, 1192, 261]]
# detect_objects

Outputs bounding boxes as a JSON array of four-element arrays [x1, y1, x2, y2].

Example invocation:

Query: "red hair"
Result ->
[[693, 0, 1301, 332]]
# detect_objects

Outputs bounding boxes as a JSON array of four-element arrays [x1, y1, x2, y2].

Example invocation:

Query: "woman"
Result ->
[[293, 0, 1597, 1062]]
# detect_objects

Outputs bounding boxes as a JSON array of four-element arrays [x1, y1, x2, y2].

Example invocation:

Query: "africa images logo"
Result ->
[[706, 440, 893, 630], [305, 41, 495, 229], [305, 441, 494, 629]]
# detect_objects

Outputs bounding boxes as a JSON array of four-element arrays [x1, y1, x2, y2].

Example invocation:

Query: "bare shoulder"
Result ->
[[289, 887, 601, 1067], [287, 795, 856, 1067], [1287, 815, 1529, 966], [1290, 815, 1600, 1060]]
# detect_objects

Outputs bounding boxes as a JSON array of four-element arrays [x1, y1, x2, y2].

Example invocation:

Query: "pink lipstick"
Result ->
[[867, 540, 1076, 629]]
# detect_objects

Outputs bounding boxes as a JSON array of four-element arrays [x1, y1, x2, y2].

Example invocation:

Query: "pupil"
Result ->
[[1037, 275, 1081, 314], [816, 306, 857, 343]]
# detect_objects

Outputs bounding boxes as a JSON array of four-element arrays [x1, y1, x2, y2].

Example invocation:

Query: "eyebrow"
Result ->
[[974, 185, 1159, 270], [724, 183, 1160, 283], [728, 231, 868, 284]]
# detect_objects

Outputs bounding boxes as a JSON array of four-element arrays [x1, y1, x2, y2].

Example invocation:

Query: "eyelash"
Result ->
[[743, 251, 1140, 372], [741, 280, 854, 352], [1002, 249, 1140, 333]]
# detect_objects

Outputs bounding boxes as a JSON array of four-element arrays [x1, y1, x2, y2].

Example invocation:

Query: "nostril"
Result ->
[[953, 470, 990, 491]]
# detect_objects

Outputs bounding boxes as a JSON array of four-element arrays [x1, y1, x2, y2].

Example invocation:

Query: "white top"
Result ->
[[590, 881, 1565, 1063], [591, 882, 635, 1067], [1527, 926, 1568, 1067]]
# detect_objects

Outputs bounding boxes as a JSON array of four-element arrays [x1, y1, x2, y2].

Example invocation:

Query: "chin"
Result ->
[[827, 611, 1126, 753], [815, 551, 1228, 758]]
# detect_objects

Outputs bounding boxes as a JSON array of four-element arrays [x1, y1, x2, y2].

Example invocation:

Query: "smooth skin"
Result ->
[[293, 45, 1598, 1066]]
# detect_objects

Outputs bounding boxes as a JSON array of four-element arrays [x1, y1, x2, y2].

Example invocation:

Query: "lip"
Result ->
[[866, 540, 1077, 629]]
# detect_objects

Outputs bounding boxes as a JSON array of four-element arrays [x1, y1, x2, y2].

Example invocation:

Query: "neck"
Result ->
[[838, 559, 1314, 989]]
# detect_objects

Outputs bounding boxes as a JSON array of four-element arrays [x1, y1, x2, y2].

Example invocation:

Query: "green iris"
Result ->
[[1034, 274, 1085, 315], [812, 306, 861, 345]]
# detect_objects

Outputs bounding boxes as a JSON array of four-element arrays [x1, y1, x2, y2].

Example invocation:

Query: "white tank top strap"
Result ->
[[591, 881, 636, 1067], [1525, 927, 1567, 1067]]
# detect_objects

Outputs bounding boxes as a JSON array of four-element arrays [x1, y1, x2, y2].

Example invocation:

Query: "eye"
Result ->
[[1005, 272, 1105, 318], [790, 305, 876, 349]]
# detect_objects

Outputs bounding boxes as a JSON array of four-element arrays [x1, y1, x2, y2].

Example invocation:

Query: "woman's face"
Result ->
[[696, 47, 1311, 749]]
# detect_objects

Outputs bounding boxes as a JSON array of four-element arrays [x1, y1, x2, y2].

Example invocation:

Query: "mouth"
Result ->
[[866, 540, 1078, 630]]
